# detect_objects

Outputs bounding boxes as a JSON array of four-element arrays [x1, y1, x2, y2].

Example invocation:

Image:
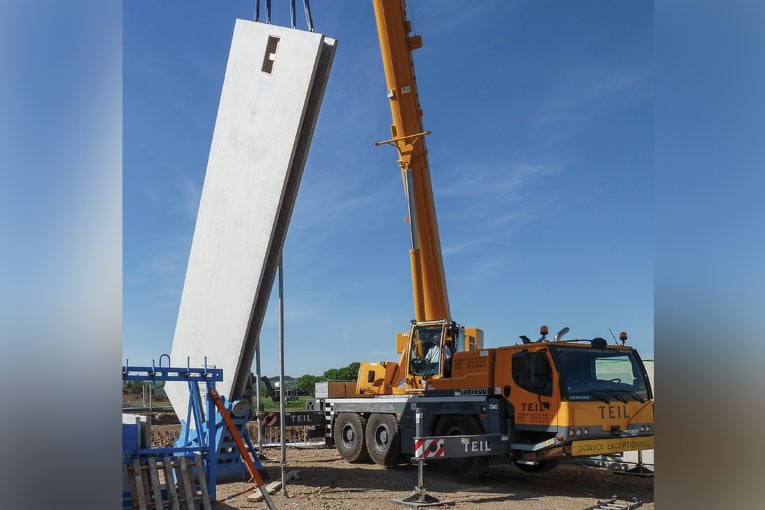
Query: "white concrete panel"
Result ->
[[166, 20, 336, 423], [233, 30, 337, 400]]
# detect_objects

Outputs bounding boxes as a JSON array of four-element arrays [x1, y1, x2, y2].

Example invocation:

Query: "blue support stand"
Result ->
[[122, 356, 266, 507], [175, 385, 267, 483]]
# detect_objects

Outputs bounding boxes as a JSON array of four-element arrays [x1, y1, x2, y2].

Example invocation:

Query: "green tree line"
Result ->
[[260, 362, 360, 396]]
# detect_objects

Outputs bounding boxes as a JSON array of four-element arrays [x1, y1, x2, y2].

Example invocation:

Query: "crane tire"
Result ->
[[334, 413, 369, 463], [366, 413, 401, 467], [432, 414, 488, 479], [514, 459, 559, 473]]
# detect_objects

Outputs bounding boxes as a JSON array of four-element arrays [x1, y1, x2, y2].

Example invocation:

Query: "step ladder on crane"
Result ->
[[586, 496, 644, 510]]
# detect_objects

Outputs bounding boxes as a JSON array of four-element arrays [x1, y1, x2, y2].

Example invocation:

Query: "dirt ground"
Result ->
[[151, 425, 653, 510]]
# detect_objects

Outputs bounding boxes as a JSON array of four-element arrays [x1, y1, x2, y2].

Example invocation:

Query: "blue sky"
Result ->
[[124, 0, 653, 378]]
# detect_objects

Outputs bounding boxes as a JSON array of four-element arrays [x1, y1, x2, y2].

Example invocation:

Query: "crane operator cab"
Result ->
[[408, 320, 464, 378]]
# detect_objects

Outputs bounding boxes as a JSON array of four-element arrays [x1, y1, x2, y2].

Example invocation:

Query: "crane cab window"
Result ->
[[451, 328, 465, 353], [409, 325, 444, 377]]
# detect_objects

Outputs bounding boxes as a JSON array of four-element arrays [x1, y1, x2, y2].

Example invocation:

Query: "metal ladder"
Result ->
[[586, 496, 644, 510]]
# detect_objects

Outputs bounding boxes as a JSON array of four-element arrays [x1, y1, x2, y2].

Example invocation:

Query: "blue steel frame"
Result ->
[[122, 356, 222, 503]]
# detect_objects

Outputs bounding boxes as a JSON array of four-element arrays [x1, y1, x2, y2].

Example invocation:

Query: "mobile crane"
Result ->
[[323, 0, 654, 477]]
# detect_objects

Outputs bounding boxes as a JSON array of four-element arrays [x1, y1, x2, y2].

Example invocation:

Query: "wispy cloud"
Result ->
[[142, 187, 160, 204], [137, 175, 202, 219], [291, 172, 399, 233], [436, 161, 563, 256], [408, 0, 499, 37], [533, 66, 652, 136], [180, 176, 202, 219], [442, 237, 488, 256], [450, 254, 506, 287], [439, 162, 561, 200], [441, 219, 527, 257], [124, 243, 188, 300]]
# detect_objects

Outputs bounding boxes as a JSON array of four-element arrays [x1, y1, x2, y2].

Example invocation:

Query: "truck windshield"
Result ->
[[552, 346, 650, 402]]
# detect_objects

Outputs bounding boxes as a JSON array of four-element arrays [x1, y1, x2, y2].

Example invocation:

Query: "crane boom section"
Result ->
[[372, 0, 450, 322]]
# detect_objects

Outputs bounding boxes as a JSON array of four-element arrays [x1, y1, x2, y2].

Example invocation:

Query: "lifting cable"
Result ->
[[254, 0, 271, 24], [254, 0, 314, 32], [303, 0, 315, 31]]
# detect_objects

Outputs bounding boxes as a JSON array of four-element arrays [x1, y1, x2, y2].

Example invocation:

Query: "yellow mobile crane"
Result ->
[[324, 0, 654, 477]]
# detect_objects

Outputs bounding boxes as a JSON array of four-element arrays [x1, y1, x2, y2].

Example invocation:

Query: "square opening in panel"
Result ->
[[262, 36, 280, 74]]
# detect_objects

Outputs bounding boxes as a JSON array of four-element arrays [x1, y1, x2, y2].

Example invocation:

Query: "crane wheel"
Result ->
[[514, 459, 559, 473], [366, 414, 401, 467], [334, 413, 370, 463], [432, 414, 488, 479]]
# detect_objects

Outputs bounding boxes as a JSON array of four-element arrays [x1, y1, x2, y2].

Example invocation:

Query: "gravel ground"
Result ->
[[150, 425, 653, 510]]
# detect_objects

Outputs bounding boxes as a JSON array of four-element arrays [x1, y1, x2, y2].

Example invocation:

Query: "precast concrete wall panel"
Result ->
[[166, 20, 336, 422]]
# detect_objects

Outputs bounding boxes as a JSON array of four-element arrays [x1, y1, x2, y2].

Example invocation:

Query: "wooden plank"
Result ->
[[163, 459, 180, 510], [140, 462, 152, 510], [147, 457, 162, 510], [172, 458, 187, 509], [194, 454, 212, 510], [246, 469, 301, 502], [177, 456, 196, 510], [127, 462, 141, 510], [246, 481, 281, 502], [131, 459, 148, 510]]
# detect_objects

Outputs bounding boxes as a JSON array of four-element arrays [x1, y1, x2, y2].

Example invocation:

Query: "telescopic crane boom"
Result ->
[[355, 0, 484, 397], [372, 0, 449, 322]]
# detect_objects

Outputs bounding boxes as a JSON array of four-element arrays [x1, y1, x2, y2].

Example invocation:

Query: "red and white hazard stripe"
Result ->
[[261, 412, 278, 427], [414, 438, 445, 458]]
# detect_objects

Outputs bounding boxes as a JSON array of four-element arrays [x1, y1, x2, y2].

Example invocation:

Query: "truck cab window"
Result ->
[[595, 355, 633, 385], [555, 346, 650, 401], [512, 351, 553, 396]]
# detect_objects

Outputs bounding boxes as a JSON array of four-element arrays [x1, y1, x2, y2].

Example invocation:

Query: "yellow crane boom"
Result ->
[[372, 0, 449, 322]]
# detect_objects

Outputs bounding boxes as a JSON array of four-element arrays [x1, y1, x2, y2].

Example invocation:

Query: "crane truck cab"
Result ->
[[495, 326, 654, 470]]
